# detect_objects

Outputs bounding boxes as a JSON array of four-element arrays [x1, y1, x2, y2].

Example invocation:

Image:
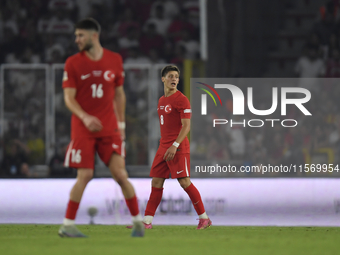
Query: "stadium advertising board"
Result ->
[[1, 178, 340, 226]]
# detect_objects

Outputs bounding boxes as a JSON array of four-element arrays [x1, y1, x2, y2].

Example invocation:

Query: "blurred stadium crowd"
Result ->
[[295, 0, 340, 79], [0, 0, 200, 65], [0, 0, 200, 178]]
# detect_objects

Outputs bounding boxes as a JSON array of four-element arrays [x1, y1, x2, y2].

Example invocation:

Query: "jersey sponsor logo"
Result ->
[[160, 106, 164, 110], [165, 104, 172, 114], [93, 70, 102, 77], [177, 170, 184, 174], [63, 71, 68, 81], [104, 70, 115, 82], [112, 143, 119, 149], [81, 73, 91, 80], [184, 109, 191, 113]]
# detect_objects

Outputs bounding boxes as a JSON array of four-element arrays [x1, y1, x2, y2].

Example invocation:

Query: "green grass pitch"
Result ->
[[0, 224, 339, 255]]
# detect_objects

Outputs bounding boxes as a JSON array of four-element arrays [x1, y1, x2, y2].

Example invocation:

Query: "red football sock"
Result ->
[[184, 183, 206, 215], [65, 200, 80, 220], [145, 187, 163, 216], [125, 195, 140, 216]]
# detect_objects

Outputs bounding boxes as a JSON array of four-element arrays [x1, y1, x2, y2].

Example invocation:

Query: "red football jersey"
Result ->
[[157, 91, 191, 154], [62, 49, 124, 138]]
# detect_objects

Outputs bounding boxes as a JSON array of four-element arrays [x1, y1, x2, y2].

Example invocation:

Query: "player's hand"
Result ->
[[82, 114, 103, 132], [163, 145, 177, 161]]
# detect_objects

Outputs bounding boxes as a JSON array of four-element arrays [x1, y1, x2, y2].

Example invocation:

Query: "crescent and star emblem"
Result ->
[[104, 70, 115, 81], [165, 104, 172, 114]]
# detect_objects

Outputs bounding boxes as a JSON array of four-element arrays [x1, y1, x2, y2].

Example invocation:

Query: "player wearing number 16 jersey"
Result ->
[[132, 65, 212, 229], [58, 18, 144, 238]]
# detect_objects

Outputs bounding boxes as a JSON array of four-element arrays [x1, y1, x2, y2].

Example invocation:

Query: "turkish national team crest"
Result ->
[[165, 104, 172, 114], [104, 70, 115, 81]]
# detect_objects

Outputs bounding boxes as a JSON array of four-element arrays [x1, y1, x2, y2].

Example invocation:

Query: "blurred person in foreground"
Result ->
[[127, 65, 212, 230], [58, 18, 144, 238]]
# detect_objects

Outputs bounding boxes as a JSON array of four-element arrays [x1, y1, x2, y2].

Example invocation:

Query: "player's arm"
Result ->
[[114, 86, 126, 140], [164, 118, 190, 161], [63, 87, 102, 132]]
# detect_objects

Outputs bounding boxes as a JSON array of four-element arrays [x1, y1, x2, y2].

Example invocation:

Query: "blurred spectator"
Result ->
[[124, 47, 151, 96], [170, 44, 187, 65], [1, 7, 19, 36], [144, 4, 171, 36], [328, 33, 339, 50], [325, 47, 340, 77], [87, 4, 105, 25], [177, 29, 200, 60], [49, 144, 74, 177], [182, 0, 200, 27], [313, 11, 337, 46], [46, 10, 74, 34], [163, 40, 175, 62], [167, 9, 195, 42], [311, 125, 331, 151], [26, 127, 45, 165], [295, 43, 325, 91], [110, 8, 140, 37], [126, 0, 153, 23], [206, 138, 230, 160], [118, 26, 140, 50], [319, 0, 340, 21], [125, 46, 151, 64], [22, 19, 44, 59], [139, 23, 165, 56], [226, 119, 246, 159], [191, 137, 208, 160], [21, 47, 41, 63], [150, 0, 179, 19], [1, 26, 25, 63], [148, 49, 166, 64], [37, 13, 53, 34], [45, 35, 65, 63], [1, 139, 30, 178], [48, 0, 76, 11], [267, 133, 285, 165]]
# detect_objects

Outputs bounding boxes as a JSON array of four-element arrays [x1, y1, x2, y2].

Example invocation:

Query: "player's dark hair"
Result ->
[[75, 18, 101, 33], [161, 65, 180, 77]]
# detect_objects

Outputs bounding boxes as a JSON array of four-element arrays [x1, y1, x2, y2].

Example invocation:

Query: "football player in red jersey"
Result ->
[[58, 18, 144, 238], [133, 65, 212, 229]]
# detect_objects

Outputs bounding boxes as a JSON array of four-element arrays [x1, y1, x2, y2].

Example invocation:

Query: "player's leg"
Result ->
[[108, 153, 140, 215], [142, 150, 170, 227], [108, 153, 144, 236], [169, 153, 212, 229], [66, 168, 94, 221], [143, 177, 166, 226], [59, 138, 96, 237], [178, 177, 211, 229], [98, 136, 141, 216], [97, 136, 143, 237], [59, 168, 93, 237]]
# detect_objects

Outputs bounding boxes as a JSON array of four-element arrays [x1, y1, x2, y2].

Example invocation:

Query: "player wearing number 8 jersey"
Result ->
[[129, 65, 211, 230], [58, 18, 144, 238]]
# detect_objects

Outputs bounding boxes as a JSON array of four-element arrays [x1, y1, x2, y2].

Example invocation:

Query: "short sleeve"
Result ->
[[176, 95, 191, 119], [62, 58, 77, 89], [115, 54, 125, 87]]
